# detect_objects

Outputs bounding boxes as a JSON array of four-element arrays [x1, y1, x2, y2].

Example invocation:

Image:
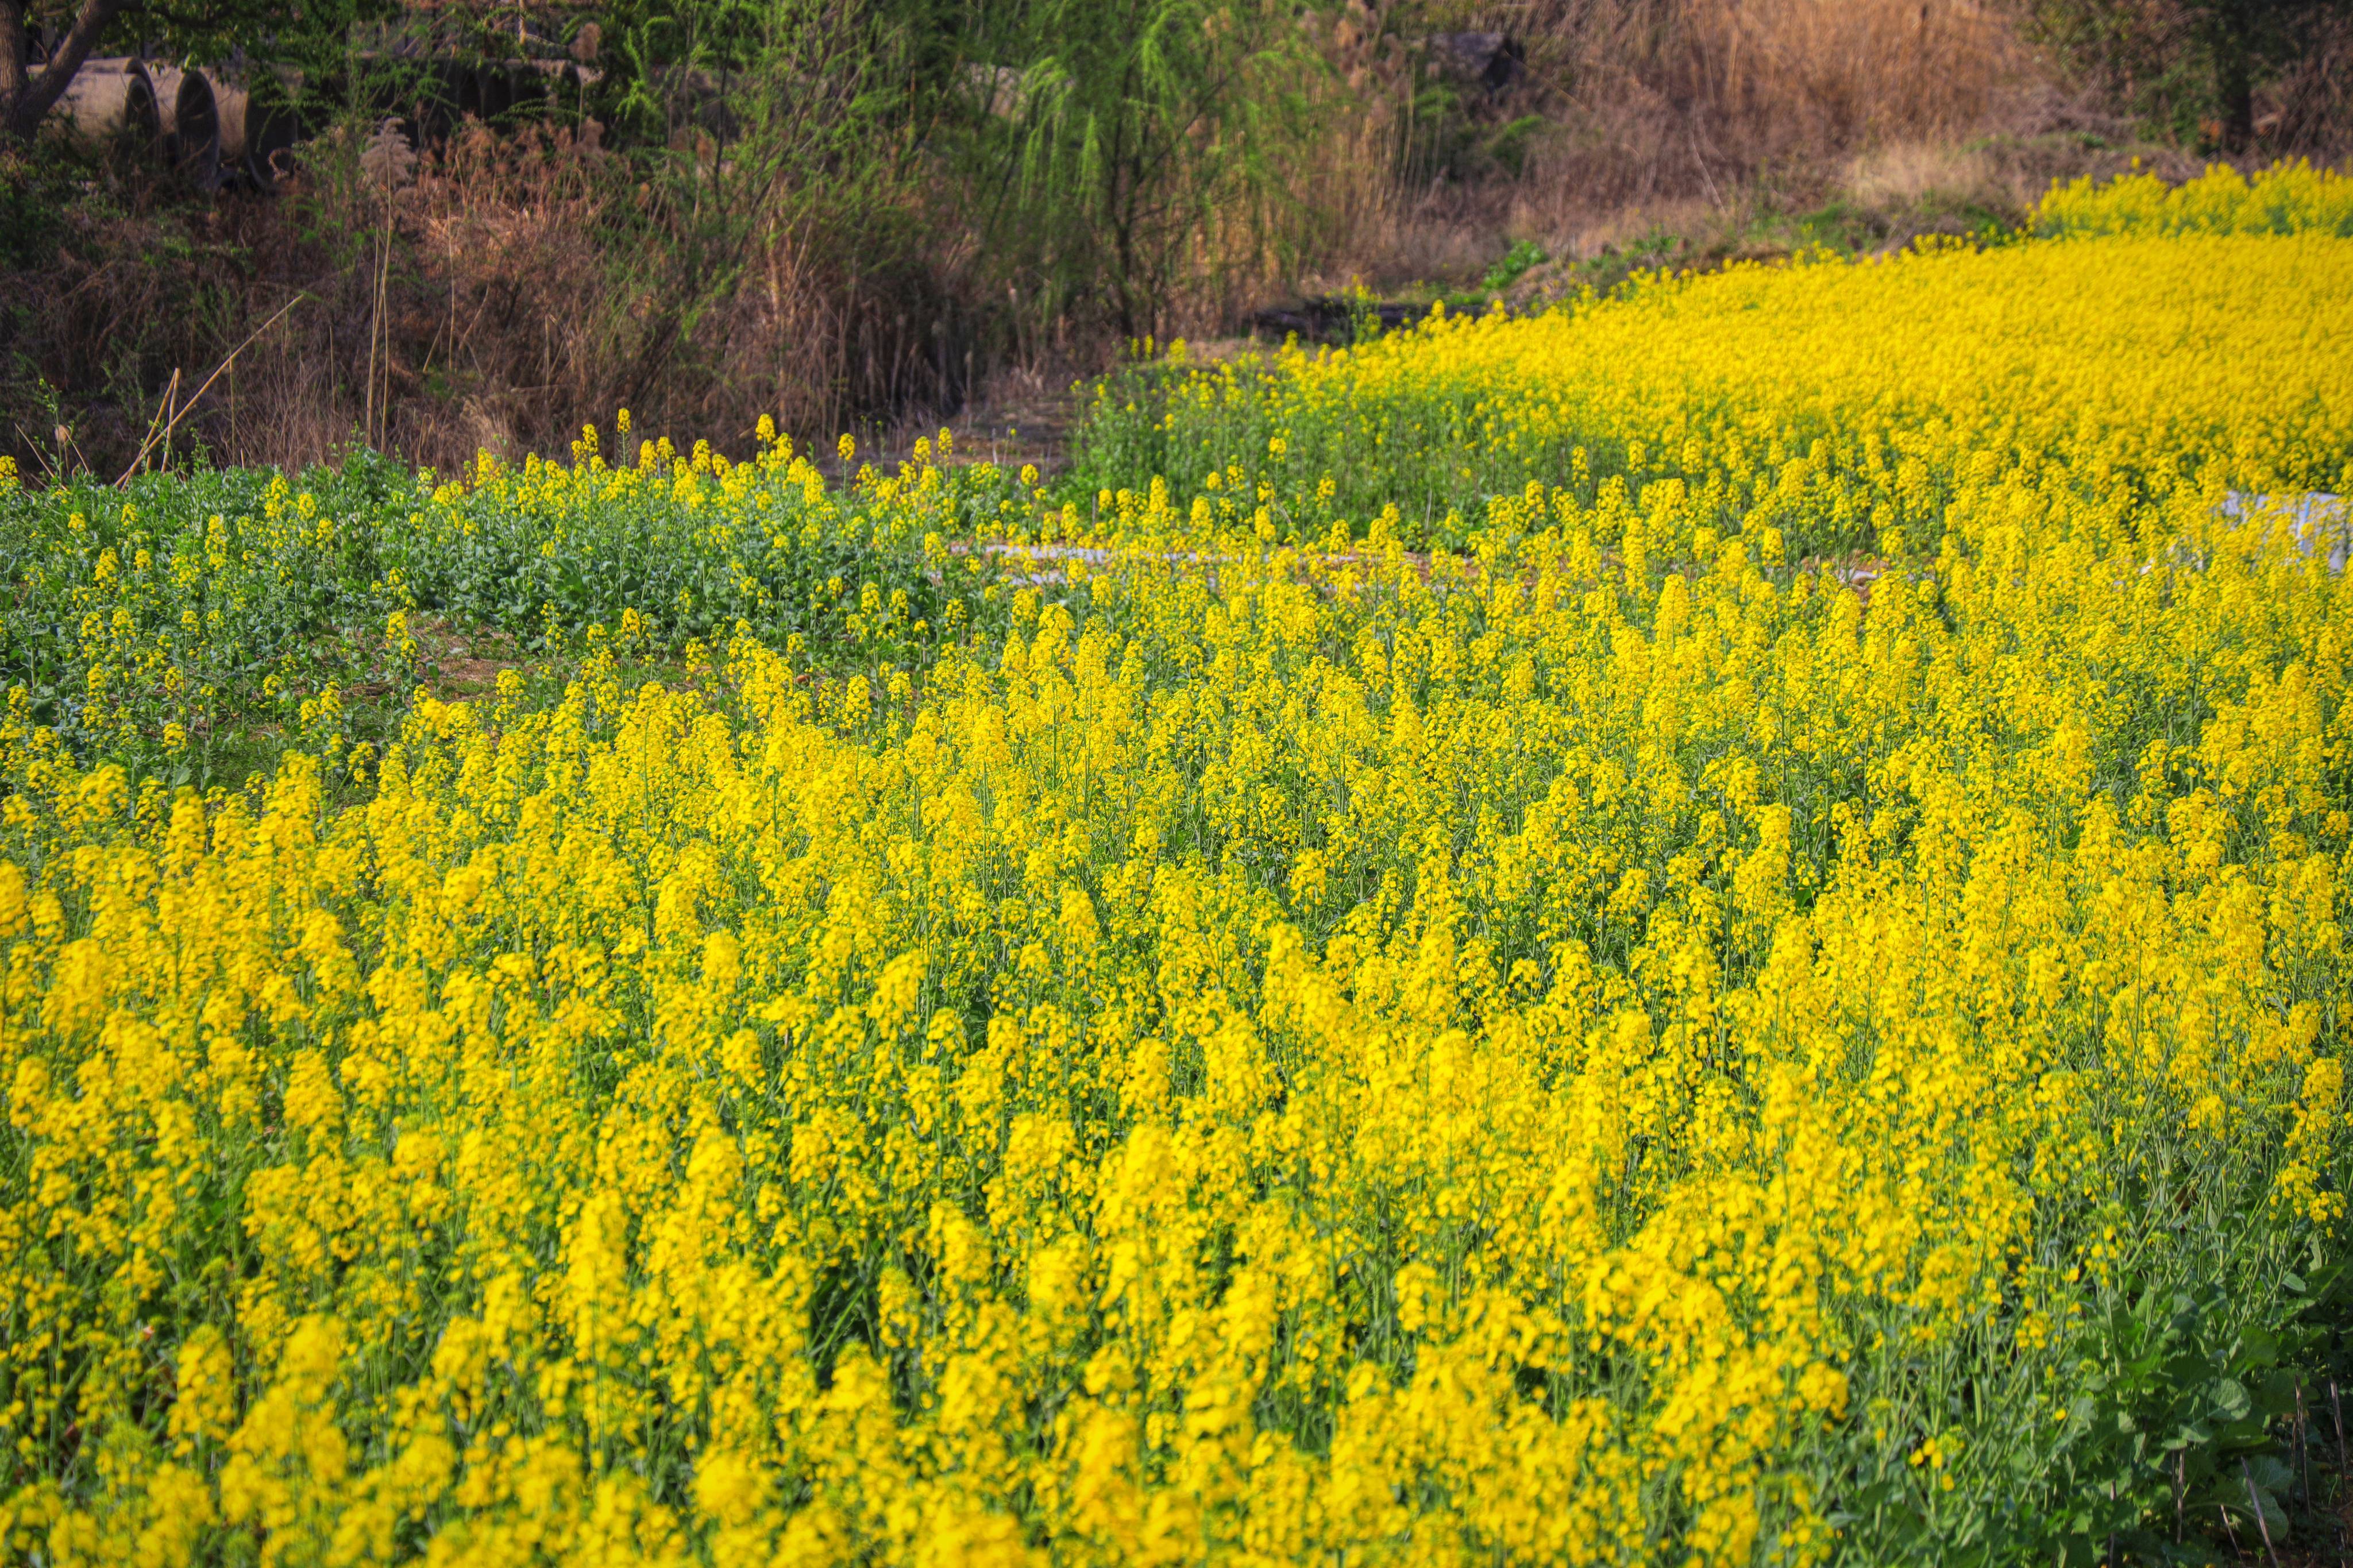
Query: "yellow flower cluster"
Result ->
[[1, 218, 2348, 1563], [0, 474, 395, 779], [1, 430, 1015, 786], [1084, 225, 2351, 546], [388, 426, 1009, 660], [2032, 159, 2353, 238]]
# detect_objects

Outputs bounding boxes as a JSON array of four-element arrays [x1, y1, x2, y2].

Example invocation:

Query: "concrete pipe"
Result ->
[[453, 57, 485, 122], [215, 75, 300, 189], [215, 75, 248, 161], [406, 56, 475, 145], [151, 64, 222, 188], [474, 63, 514, 123], [52, 57, 161, 161], [504, 60, 553, 119], [484, 60, 576, 123]]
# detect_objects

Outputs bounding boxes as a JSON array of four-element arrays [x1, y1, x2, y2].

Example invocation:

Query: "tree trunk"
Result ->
[[0, 1, 29, 110], [2211, 4, 2257, 152], [0, 0, 128, 141]]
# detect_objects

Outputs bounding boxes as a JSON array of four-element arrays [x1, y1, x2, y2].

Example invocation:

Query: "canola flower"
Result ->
[[389, 425, 1009, 660], [1, 473, 2347, 1565], [1, 201, 2350, 1564], [2032, 159, 2353, 239], [0, 469, 392, 779], [1077, 223, 2352, 546], [0, 431, 1012, 783]]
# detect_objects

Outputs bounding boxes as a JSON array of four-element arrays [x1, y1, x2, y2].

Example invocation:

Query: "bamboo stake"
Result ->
[[2296, 1380, 2311, 1505], [2242, 1458, 2282, 1568], [115, 293, 305, 485]]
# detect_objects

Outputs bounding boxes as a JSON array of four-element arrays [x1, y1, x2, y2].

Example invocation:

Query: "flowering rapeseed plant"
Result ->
[[0, 432, 1012, 785], [0, 192, 2348, 1563], [1077, 210, 2352, 545], [2032, 159, 2353, 238]]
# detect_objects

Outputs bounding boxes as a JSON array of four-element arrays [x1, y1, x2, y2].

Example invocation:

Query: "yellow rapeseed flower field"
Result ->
[[2032, 158, 2353, 238], [1080, 167, 2352, 543], [1, 171, 2348, 1563]]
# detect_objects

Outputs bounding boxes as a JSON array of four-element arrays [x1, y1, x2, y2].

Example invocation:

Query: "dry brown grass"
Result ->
[[7, 0, 2343, 476], [189, 124, 655, 472], [1297, 0, 2225, 294], [1678, 0, 2024, 150], [1290, 0, 2049, 291], [6, 115, 977, 477], [1842, 141, 2005, 211], [1512, 0, 2031, 234], [1840, 130, 2201, 222]]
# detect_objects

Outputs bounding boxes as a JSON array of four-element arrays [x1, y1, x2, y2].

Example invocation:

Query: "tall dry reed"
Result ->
[[1522, 0, 2027, 206]]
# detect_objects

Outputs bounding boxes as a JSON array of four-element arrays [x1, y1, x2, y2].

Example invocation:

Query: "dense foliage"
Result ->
[[0, 428, 1009, 786], [1, 173, 2350, 1564]]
